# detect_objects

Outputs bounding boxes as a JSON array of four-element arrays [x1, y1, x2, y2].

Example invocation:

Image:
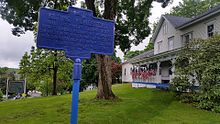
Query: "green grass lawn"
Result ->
[[0, 84, 220, 124]]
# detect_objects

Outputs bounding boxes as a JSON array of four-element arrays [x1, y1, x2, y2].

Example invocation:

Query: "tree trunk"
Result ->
[[52, 51, 58, 95], [96, 55, 115, 99], [85, 0, 117, 99]]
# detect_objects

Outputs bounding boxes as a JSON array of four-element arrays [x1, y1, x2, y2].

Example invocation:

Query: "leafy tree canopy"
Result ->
[[124, 41, 154, 61], [19, 46, 73, 95], [143, 41, 154, 51], [0, 0, 70, 36], [0, 89, 3, 101], [0, 0, 167, 53], [124, 50, 143, 61], [170, 0, 220, 18]]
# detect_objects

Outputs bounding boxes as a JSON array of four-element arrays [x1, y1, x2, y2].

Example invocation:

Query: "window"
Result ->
[[163, 22, 168, 34], [207, 24, 214, 37], [185, 35, 190, 43], [168, 36, 174, 50], [124, 68, 126, 75], [157, 41, 162, 53], [182, 32, 193, 45], [169, 67, 172, 75]]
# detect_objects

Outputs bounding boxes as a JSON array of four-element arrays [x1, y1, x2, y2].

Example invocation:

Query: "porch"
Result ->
[[128, 49, 180, 88]]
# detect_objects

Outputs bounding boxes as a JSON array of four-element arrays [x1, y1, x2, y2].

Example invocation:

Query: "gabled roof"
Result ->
[[164, 15, 191, 28], [151, 15, 190, 43]]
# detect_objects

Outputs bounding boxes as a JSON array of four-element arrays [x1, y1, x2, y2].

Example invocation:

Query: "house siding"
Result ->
[[122, 63, 133, 83], [154, 19, 178, 55], [180, 14, 220, 40]]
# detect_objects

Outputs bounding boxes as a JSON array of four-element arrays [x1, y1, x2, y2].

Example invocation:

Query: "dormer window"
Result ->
[[207, 24, 214, 37]]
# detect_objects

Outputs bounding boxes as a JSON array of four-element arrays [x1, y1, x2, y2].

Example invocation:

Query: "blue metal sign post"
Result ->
[[37, 6, 114, 124], [71, 58, 82, 124]]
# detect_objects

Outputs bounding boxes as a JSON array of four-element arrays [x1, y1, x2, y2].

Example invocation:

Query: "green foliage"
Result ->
[[19, 49, 104, 94], [0, 67, 9, 75], [19, 47, 73, 96], [124, 50, 143, 61], [170, 0, 220, 18], [81, 55, 98, 91], [19, 52, 31, 79], [0, 89, 3, 101], [37, 78, 53, 96], [115, 0, 153, 53], [0, 67, 8, 94], [144, 42, 154, 51], [111, 52, 121, 63], [81, 54, 121, 90], [172, 35, 220, 112], [0, 0, 71, 36], [0, 67, 17, 94], [124, 41, 154, 61]]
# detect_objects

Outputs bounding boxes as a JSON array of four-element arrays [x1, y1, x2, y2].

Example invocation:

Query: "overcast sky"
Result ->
[[0, 20, 35, 68], [0, 0, 182, 68]]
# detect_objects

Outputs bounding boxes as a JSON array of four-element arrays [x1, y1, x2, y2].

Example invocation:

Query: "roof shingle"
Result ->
[[164, 15, 191, 27]]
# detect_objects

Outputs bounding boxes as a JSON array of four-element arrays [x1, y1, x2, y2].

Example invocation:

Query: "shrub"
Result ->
[[0, 89, 3, 101], [172, 35, 220, 112]]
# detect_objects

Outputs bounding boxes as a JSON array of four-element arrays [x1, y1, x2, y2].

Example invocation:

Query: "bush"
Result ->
[[172, 35, 220, 112], [0, 89, 3, 101]]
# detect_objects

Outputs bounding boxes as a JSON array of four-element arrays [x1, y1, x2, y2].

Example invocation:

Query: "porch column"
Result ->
[[156, 61, 160, 76], [171, 58, 176, 79], [146, 64, 150, 70], [156, 61, 161, 83], [146, 64, 150, 82]]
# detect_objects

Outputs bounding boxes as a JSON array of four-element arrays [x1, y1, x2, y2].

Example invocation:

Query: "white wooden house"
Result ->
[[122, 62, 133, 83], [122, 5, 220, 88]]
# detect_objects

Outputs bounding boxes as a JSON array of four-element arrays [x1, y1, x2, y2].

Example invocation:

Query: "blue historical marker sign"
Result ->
[[37, 7, 114, 59], [37, 6, 115, 124]]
